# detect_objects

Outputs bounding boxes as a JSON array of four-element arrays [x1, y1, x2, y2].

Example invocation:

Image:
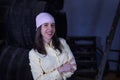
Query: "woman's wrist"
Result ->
[[57, 67, 62, 73]]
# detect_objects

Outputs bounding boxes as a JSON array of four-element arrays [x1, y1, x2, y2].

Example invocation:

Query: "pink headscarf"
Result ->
[[35, 12, 55, 29]]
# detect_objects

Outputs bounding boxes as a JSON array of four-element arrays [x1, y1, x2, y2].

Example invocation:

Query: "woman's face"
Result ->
[[41, 22, 55, 43]]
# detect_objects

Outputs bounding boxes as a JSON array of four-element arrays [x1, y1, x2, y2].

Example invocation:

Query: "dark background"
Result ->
[[0, 0, 120, 80]]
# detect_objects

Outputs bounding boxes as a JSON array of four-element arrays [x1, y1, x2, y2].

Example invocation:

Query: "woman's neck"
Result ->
[[43, 38, 52, 45]]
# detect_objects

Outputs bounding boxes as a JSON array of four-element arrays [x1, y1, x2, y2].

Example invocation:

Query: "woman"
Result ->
[[29, 12, 77, 80]]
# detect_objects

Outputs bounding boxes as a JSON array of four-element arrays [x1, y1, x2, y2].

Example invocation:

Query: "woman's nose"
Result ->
[[48, 25, 54, 30], [48, 26, 52, 29]]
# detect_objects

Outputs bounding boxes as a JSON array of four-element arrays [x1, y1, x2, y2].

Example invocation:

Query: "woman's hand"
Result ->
[[57, 58, 76, 74]]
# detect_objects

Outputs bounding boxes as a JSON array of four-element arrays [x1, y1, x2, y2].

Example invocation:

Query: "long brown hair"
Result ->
[[33, 26, 62, 55]]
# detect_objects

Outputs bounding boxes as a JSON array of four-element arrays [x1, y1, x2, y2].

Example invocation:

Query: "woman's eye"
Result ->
[[43, 23, 48, 27], [44, 24, 48, 26], [51, 24, 55, 27], [43, 23, 55, 28]]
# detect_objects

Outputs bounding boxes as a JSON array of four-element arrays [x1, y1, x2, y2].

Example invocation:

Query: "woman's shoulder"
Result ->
[[29, 49, 45, 58], [58, 37, 66, 42], [29, 48, 35, 53], [58, 38, 69, 47]]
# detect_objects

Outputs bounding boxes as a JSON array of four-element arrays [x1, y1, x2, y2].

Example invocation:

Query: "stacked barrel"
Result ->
[[0, 0, 66, 80]]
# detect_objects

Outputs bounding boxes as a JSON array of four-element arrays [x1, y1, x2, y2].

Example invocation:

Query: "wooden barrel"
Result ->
[[45, 0, 64, 11], [0, 45, 33, 80], [6, 3, 35, 49], [0, 0, 66, 80], [6, 0, 47, 49]]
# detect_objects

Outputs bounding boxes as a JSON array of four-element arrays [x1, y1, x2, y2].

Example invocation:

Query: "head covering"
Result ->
[[35, 12, 55, 29]]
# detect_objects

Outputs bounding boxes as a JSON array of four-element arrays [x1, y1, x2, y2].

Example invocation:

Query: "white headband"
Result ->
[[35, 12, 55, 29]]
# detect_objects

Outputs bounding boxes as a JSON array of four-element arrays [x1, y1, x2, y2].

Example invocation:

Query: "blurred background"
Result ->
[[0, 0, 120, 80]]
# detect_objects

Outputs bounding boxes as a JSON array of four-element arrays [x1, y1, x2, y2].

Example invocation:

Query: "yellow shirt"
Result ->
[[29, 38, 77, 80]]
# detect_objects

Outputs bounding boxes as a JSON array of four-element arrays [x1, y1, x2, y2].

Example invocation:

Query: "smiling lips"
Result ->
[[46, 31, 54, 37]]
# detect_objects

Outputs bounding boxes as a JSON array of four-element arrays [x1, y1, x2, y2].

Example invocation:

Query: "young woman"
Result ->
[[29, 12, 77, 80]]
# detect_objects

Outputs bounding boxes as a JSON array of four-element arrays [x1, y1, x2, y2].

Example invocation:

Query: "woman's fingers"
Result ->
[[68, 58, 74, 63], [70, 64, 76, 67]]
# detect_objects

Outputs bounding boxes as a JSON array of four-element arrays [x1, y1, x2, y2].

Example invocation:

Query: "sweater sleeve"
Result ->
[[60, 38, 77, 80], [29, 49, 63, 80]]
